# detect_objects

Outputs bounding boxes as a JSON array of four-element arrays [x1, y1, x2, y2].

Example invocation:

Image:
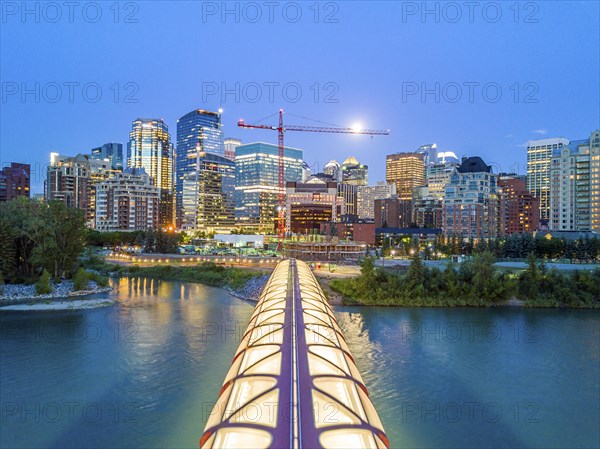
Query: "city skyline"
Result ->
[[2, 2, 598, 194], [8, 108, 597, 196]]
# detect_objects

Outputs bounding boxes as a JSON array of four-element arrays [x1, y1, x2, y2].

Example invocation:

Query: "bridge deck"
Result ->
[[200, 259, 389, 449]]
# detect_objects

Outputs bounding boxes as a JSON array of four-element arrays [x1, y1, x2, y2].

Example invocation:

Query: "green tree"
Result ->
[[406, 253, 425, 287], [72, 268, 90, 291], [35, 270, 53, 294], [0, 218, 17, 282]]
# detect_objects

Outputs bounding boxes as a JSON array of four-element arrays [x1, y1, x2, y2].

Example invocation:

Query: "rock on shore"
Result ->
[[0, 281, 113, 307], [226, 275, 270, 302]]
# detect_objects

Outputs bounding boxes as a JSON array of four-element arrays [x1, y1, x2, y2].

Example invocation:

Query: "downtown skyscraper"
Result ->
[[91, 143, 123, 171], [127, 118, 174, 227], [549, 130, 600, 232], [235, 142, 303, 233], [386, 152, 426, 201], [175, 109, 223, 228], [527, 137, 569, 226]]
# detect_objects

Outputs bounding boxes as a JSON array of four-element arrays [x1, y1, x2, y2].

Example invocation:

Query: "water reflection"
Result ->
[[334, 306, 600, 449], [1, 282, 597, 449]]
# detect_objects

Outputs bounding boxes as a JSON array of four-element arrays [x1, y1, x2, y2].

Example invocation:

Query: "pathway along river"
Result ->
[[1, 277, 598, 448]]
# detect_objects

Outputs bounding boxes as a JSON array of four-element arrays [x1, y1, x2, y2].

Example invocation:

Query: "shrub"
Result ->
[[89, 272, 109, 287], [73, 268, 90, 291], [35, 270, 53, 295]]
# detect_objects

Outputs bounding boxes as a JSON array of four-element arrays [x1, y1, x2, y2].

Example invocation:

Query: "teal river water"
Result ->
[[1, 278, 599, 449]]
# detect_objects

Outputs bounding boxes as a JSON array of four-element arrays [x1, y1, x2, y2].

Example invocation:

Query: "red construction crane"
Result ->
[[238, 109, 389, 251]]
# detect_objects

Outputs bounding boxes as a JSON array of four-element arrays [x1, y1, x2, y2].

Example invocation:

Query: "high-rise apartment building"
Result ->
[[386, 152, 425, 200], [341, 156, 368, 186], [95, 168, 159, 232], [181, 152, 235, 233], [357, 182, 396, 220], [527, 137, 569, 225], [413, 187, 444, 229], [443, 156, 501, 239], [498, 175, 539, 234], [285, 181, 344, 234], [337, 183, 358, 217], [175, 110, 223, 227], [234, 142, 303, 232], [46, 153, 115, 227], [549, 130, 600, 232], [0, 163, 30, 202], [91, 143, 123, 171], [427, 156, 460, 199], [224, 137, 241, 161], [46, 153, 92, 213], [127, 118, 174, 227]]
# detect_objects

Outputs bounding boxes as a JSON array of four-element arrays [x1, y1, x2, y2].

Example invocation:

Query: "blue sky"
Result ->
[[1, 1, 599, 193]]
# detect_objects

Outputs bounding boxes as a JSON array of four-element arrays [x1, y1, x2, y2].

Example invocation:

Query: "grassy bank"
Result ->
[[329, 253, 600, 309], [84, 257, 265, 290]]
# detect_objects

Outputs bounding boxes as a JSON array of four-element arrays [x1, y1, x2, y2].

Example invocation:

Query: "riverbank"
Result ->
[[0, 297, 116, 311], [328, 276, 600, 309], [0, 282, 114, 308], [325, 254, 600, 309]]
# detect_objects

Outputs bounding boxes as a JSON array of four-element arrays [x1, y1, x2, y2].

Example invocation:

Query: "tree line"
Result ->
[[0, 198, 87, 283], [384, 233, 600, 261], [330, 253, 600, 308]]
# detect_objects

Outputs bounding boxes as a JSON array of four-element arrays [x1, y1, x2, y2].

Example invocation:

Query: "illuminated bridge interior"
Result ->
[[200, 259, 389, 449]]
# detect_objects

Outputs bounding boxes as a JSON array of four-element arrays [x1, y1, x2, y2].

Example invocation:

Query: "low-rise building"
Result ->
[[284, 240, 367, 262], [0, 163, 30, 202]]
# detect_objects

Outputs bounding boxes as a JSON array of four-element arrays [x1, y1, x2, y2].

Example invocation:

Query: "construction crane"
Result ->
[[238, 109, 389, 251]]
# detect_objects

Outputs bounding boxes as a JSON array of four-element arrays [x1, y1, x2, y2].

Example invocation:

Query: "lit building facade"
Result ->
[[127, 118, 174, 227], [181, 152, 235, 233], [443, 157, 501, 239], [234, 142, 303, 232], [224, 137, 241, 161], [46, 153, 115, 227], [337, 183, 358, 217], [498, 176, 539, 234], [549, 130, 600, 232], [413, 187, 444, 229], [374, 197, 413, 228], [0, 163, 30, 202], [527, 137, 569, 225], [427, 156, 460, 199], [91, 143, 123, 171], [285, 181, 344, 235], [341, 156, 368, 186], [357, 182, 396, 220], [386, 152, 425, 200], [175, 110, 223, 227], [95, 168, 159, 232]]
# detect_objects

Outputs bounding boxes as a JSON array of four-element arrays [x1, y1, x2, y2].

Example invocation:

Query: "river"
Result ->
[[1, 278, 598, 448]]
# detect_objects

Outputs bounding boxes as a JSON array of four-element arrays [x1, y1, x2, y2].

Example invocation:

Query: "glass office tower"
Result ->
[[181, 152, 235, 233], [175, 109, 223, 227], [91, 142, 123, 171], [235, 142, 303, 233], [127, 118, 174, 227]]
